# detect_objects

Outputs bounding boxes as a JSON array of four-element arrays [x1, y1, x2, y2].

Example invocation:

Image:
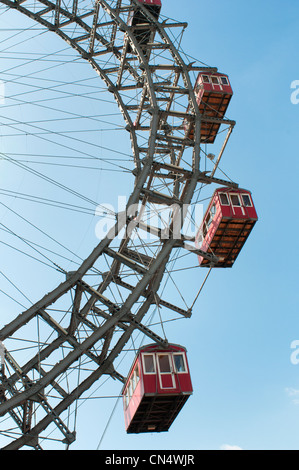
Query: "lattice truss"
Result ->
[[0, 0, 237, 449]]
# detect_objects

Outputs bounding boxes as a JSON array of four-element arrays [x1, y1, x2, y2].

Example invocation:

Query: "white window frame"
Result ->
[[210, 203, 216, 219], [219, 193, 230, 206], [173, 353, 188, 374], [124, 388, 130, 409], [157, 353, 173, 374], [202, 75, 210, 83], [241, 194, 253, 207], [211, 76, 219, 85], [230, 194, 241, 207], [220, 76, 229, 86], [132, 364, 140, 390], [157, 353, 176, 389], [142, 353, 156, 375]]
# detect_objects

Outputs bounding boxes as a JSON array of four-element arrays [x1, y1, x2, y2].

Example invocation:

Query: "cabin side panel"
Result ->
[[123, 357, 145, 431]]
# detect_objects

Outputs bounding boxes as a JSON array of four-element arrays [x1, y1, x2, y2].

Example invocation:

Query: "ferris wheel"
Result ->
[[0, 0, 257, 450]]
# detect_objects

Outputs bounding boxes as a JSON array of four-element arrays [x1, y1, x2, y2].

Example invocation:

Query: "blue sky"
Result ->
[[160, 0, 299, 451], [0, 0, 298, 451]]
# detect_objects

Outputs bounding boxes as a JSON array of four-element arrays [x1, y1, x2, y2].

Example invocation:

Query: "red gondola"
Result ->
[[128, 0, 162, 52], [134, 0, 162, 10], [122, 344, 192, 434], [195, 188, 258, 268], [186, 71, 233, 143]]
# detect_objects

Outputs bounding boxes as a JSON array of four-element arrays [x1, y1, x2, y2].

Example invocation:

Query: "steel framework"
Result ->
[[0, 0, 236, 449]]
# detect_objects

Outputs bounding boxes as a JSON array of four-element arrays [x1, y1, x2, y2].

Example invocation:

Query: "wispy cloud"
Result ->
[[286, 387, 299, 405], [220, 444, 243, 450]]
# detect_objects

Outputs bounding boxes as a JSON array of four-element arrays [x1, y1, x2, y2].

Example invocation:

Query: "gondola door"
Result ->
[[157, 353, 176, 390], [210, 75, 222, 92], [230, 193, 245, 217]]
